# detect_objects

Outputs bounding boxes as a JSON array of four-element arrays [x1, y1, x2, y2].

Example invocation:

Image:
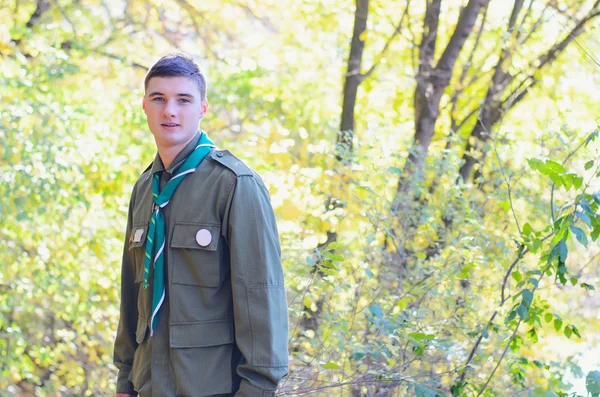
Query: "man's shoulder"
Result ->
[[130, 162, 153, 192], [209, 148, 255, 178], [138, 162, 154, 182]]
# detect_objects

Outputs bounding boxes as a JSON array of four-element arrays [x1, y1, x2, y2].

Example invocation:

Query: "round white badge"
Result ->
[[196, 229, 212, 247]]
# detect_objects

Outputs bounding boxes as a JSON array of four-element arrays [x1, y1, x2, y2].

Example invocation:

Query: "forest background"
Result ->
[[1, 0, 600, 396]]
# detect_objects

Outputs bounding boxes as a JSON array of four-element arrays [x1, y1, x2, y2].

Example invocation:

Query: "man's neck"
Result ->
[[156, 136, 195, 169]]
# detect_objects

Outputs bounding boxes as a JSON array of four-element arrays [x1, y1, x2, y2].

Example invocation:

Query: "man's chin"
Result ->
[[152, 131, 197, 149]]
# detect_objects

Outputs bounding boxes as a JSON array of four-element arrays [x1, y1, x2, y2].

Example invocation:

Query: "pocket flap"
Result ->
[[129, 223, 149, 249], [170, 319, 234, 348], [135, 316, 148, 344], [171, 223, 220, 251]]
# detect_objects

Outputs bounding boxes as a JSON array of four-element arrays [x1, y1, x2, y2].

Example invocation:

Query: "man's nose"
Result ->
[[163, 100, 177, 117]]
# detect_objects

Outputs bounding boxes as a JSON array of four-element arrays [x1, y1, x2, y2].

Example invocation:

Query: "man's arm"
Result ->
[[226, 175, 289, 397], [113, 190, 140, 396]]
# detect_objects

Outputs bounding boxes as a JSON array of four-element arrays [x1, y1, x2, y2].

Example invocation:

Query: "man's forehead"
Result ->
[[145, 76, 201, 96]]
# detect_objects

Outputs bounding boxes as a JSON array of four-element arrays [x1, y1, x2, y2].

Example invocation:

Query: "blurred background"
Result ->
[[1, 0, 599, 395]]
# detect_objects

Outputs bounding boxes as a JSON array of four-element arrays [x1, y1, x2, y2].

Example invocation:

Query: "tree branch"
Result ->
[[448, 3, 489, 140], [362, 0, 410, 80], [12, 0, 50, 46], [232, 1, 278, 33], [418, 0, 442, 72], [49, 0, 77, 37], [434, 0, 490, 85]]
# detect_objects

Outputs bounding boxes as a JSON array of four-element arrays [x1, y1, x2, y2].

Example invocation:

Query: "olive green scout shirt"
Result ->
[[113, 133, 289, 396]]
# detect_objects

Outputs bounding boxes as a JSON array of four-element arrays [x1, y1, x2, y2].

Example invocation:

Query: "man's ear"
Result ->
[[142, 97, 147, 112], [199, 99, 209, 119]]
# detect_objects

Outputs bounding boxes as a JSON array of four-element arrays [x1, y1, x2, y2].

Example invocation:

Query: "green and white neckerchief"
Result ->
[[143, 131, 215, 336]]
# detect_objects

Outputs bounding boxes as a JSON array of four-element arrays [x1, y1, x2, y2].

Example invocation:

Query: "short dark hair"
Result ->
[[144, 53, 207, 101]]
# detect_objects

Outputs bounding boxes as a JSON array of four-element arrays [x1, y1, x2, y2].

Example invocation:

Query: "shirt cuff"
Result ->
[[116, 368, 138, 395]]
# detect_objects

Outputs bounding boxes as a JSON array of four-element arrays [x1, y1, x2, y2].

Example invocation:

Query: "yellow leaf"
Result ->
[[359, 29, 368, 41]]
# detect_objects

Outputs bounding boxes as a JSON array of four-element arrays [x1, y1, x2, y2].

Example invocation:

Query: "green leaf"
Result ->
[[529, 278, 539, 288], [564, 325, 572, 338], [303, 295, 313, 309], [581, 199, 594, 215], [522, 289, 534, 307], [531, 238, 542, 253], [562, 173, 574, 190], [322, 361, 341, 369], [450, 381, 468, 396], [527, 158, 545, 171], [554, 319, 563, 331], [585, 160, 594, 170], [415, 252, 426, 260], [586, 370, 600, 395], [574, 211, 592, 227], [549, 173, 563, 187], [506, 310, 517, 322], [546, 160, 566, 174], [370, 304, 383, 319], [558, 265, 567, 274], [523, 223, 532, 235], [581, 283, 595, 291], [558, 239, 568, 262], [512, 271, 523, 283], [482, 327, 489, 339], [517, 303, 528, 320], [327, 253, 344, 262], [591, 226, 600, 242], [544, 313, 553, 323], [570, 277, 579, 286], [571, 225, 588, 247], [415, 384, 438, 397], [573, 175, 583, 190], [388, 166, 402, 175], [409, 332, 434, 341], [527, 327, 538, 343], [366, 268, 374, 278], [498, 200, 511, 211]]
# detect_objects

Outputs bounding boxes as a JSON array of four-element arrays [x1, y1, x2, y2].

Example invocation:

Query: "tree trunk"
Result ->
[[337, 0, 369, 162], [459, 0, 600, 181], [388, 0, 489, 272], [301, 0, 370, 333]]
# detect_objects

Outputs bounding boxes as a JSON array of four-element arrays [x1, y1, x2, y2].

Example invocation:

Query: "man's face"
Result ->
[[143, 76, 208, 149]]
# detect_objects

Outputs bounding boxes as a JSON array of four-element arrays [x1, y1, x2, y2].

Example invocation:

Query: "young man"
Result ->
[[113, 53, 289, 397]]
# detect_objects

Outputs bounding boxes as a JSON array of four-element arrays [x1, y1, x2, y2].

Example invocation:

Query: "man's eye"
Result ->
[[152, 97, 164, 102], [180, 98, 190, 103]]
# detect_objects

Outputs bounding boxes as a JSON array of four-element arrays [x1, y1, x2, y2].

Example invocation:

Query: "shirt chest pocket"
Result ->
[[170, 222, 223, 288], [129, 222, 149, 284]]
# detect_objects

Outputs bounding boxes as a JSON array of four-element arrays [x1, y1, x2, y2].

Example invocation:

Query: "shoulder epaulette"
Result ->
[[210, 149, 253, 177]]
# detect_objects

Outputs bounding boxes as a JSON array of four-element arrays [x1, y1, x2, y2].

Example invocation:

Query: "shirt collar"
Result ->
[[150, 131, 202, 175]]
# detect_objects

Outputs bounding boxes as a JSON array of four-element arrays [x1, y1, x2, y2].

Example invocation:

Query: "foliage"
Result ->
[[1, 0, 599, 396]]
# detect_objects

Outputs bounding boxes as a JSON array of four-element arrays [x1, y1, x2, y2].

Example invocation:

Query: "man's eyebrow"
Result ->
[[148, 91, 196, 98]]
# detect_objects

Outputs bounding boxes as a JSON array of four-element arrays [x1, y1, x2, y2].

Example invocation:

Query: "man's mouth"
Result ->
[[162, 123, 180, 127]]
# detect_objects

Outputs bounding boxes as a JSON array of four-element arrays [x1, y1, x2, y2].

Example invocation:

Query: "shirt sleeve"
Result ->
[[225, 175, 289, 396], [113, 188, 140, 395]]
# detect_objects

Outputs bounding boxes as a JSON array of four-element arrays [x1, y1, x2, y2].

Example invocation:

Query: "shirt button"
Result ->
[[216, 151, 224, 158]]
